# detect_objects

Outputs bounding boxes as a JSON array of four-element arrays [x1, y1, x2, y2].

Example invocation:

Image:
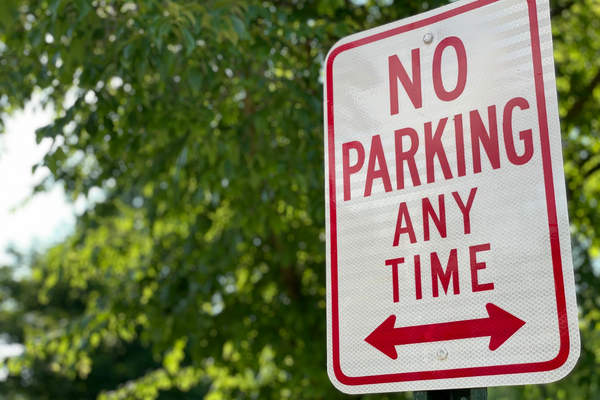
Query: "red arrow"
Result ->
[[365, 303, 525, 360]]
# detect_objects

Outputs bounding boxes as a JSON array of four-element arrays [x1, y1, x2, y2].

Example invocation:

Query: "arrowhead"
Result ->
[[365, 315, 398, 359], [486, 303, 526, 351]]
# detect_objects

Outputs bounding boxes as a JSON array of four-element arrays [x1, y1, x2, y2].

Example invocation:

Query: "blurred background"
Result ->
[[0, 0, 598, 399]]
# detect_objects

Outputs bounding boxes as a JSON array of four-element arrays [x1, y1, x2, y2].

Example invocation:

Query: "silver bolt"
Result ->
[[436, 347, 448, 360], [423, 33, 434, 44]]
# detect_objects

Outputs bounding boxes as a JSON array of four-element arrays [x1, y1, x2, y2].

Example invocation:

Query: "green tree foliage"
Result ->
[[0, 0, 598, 399]]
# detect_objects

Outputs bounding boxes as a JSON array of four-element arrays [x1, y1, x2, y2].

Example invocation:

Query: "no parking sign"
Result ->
[[324, 0, 580, 393]]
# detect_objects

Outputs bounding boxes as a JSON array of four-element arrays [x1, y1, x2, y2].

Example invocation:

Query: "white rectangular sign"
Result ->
[[324, 0, 579, 393]]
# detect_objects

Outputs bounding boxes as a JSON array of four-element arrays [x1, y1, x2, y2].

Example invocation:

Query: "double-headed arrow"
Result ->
[[365, 303, 525, 360]]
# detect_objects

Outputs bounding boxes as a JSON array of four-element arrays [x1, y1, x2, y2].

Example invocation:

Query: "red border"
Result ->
[[326, 0, 571, 385]]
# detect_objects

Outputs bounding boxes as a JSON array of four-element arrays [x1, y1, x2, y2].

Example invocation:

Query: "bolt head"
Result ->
[[436, 347, 448, 360], [423, 33, 434, 44]]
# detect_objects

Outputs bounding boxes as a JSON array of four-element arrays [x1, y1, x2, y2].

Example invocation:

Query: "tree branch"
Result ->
[[583, 162, 600, 180], [565, 69, 600, 122]]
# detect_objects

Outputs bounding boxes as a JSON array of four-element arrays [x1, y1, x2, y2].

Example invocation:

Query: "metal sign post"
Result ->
[[414, 388, 487, 400], [324, 0, 580, 395]]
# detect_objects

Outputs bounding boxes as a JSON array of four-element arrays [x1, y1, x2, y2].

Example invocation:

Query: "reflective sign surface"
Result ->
[[324, 0, 580, 393]]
